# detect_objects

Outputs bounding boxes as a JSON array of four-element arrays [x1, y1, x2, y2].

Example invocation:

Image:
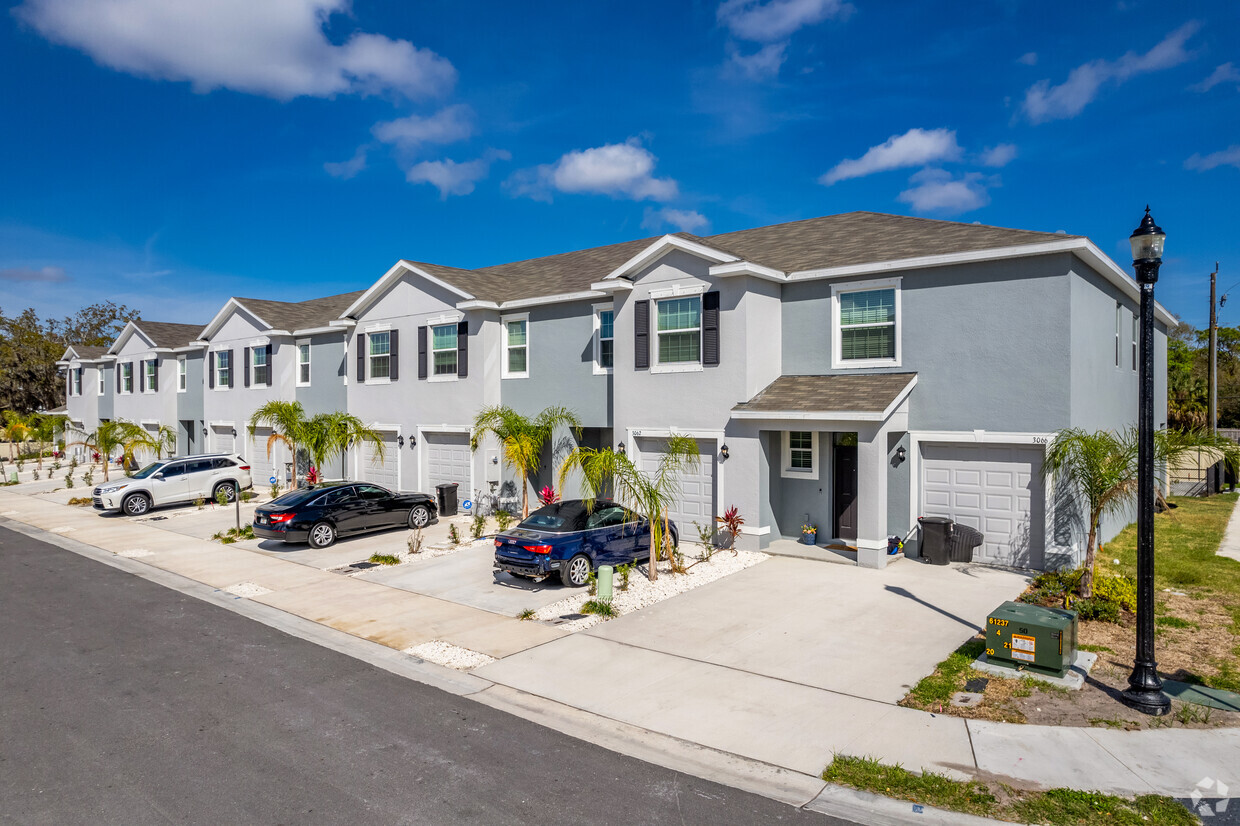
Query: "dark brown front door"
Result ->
[[833, 440, 858, 541]]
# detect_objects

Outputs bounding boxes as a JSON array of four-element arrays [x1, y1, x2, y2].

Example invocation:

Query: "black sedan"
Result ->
[[253, 481, 437, 548]]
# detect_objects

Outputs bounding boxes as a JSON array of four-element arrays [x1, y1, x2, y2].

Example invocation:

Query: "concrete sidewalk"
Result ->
[[2, 486, 1236, 811], [1219, 494, 1240, 564]]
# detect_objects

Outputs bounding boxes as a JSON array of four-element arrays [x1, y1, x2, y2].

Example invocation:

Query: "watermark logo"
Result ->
[[1189, 777, 1230, 818]]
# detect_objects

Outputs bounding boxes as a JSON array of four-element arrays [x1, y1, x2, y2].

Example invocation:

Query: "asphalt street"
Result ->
[[0, 525, 856, 825]]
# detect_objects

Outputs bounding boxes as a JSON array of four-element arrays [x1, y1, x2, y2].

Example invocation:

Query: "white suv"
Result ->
[[92, 454, 253, 516]]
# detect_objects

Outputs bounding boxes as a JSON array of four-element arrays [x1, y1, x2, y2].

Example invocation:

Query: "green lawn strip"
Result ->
[[822, 755, 1199, 826], [1104, 493, 1240, 596], [903, 638, 985, 707]]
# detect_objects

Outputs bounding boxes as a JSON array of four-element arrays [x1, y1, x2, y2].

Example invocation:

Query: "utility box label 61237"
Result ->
[[984, 601, 1078, 678]]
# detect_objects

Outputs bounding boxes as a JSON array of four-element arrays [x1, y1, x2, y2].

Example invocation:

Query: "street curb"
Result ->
[[806, 784, 1008, 825]]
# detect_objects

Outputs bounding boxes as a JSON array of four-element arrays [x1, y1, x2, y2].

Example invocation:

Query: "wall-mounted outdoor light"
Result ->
[[617, 442, 626, 455], [720, 444, 730, 460], [408, 434, 417, 449], [896, 446, 907, 462], [397, 435, 405, 448], [202, 426, 208, 437], [230, 427, 237, 438]]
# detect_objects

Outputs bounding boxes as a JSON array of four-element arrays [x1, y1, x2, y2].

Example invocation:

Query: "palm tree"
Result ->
[[1044, 426, 1240, 597], [1, 411, 31, 462], [65, 419, 152, 483], [304, 411, 386, 482], [248, 401, 309, 489], [471, 405, 583, 517], [154, 424, 178, 459], [558, 434, 700, 582]]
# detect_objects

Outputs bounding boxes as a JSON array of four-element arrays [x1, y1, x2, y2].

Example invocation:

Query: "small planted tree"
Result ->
[[472, 405, 582, 517], [249, 401, 310, 490], [558, 434, 699, 582], [1, 411, 31, 462], [302, 411, 386, 482], [65, 419, 154, 483], [30, 414, 64, 469]]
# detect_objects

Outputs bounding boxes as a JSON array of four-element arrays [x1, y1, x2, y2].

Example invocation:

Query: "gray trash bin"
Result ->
[[949, 524, 984, 563], [918, 516, 953, 565]]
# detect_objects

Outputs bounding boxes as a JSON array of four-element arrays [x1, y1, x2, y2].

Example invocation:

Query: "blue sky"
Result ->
[[1, 0, 1237, 330]]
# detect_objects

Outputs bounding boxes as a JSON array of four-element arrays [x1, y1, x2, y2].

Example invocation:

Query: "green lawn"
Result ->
[[1104, 493, 1240, 596]]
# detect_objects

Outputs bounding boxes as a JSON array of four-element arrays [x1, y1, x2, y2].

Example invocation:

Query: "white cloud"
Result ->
[[897, 169, 992, 214], [725, 43, 787, 80], [0, 265, 67, 282], [642, 208, 710, 234], [979, 143, 1018, 167], [819, 128, 963, 185], [12, 0, 456, 100], [717, 0, 852, 42], [372, 104, 474, 148], [405, 149, 510, 199], [508, 139, 679, 203], [1021, 21, 1200, 123], [1184, 145, 1240, 172], [1016, 52, 1038, 66], [324, 146, 367, 180], [1190, 62, 1240, 93]]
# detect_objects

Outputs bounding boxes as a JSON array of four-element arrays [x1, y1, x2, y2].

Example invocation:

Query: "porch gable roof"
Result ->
[[731, 373, 918, 421]]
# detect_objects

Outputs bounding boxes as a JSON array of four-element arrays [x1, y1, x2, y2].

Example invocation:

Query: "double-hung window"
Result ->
[[595, 306, 614, 373], [121, 362, 133, 394], [1131, 314, 1137, 372], [72, 368, 82, 396], [177, 356, 187, 392], [432, 324, 457, 376], [781, 431, 819, 480], [1115, 302, 1122, 368], [144, 359, 156, 392], [832, 278, 900, 368], [216, 351, 230, 388], [655, 296, 701, 366], [297, 342, 311, 385], [503, 315, 528, 378], [252, 346, 269, 386], [98, 369, 105, 395], [368, 331, 390, 380]]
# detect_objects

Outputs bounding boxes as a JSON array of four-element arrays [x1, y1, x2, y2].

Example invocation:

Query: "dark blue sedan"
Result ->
[[493, 499, 679, 587]]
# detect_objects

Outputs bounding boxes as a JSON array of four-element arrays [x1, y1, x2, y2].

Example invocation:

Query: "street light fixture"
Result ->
[[1121, 206, 1171, 716]]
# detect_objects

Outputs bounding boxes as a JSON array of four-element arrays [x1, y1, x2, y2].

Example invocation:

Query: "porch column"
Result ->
[[855, 423, 890, 569]]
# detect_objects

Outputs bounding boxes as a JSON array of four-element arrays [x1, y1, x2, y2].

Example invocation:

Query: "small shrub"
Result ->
[[215, 488, 230, 507], [193, 497, 205, 510], [240, 490, 255, 502], [64, 472, 74, 489], [471, 512, 487, 540], [538, 485, 559, 506], [67, 496, 92, 506], [617, 562, 632, 592], [494, 509, 514, 531], [580, 598, 618, 618], [1092, 574, 1137, 612], [51, 460, 61, 472], [587, 569, 597, 596], [517, 608, 536, 621], [1074, 598, 1120, 623], [82, 468, 93, 486], [270, 482, 282, 499], [16, 460, 24, 472], [716, 505, 744, 554], [407, 528, 424, 555], [369, 553, 401, 566], [448, 524, 461, 545], [32, 469, 39, 480], [212, 524, 254, 544], [693, 521, 717, 564]]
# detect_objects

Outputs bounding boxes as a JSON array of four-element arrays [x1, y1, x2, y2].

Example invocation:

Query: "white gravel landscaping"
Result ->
[[532, 547, 768, 632], [223, 581, 272, 598], [404, 640, 496, 670], [334, 536, 488, 575]]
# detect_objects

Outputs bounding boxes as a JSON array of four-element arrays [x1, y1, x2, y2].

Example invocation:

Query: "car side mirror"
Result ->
[[153, 472, 164, 480]]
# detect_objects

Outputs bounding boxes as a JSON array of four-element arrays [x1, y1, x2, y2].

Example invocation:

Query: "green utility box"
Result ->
[[985, 601, 1078, 678]]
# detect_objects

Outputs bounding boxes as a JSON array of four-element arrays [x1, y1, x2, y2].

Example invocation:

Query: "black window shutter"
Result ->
[[208, 355, 214, 389], [417, 326, 428, 379], [388, 329, 399, 381], [265, 344, 273, 386], [356, 334, 366, 382], [227, 349, 234, 388], [139, 361, 145, 393], [634, 300, 650, 370], [151, 359, 158, 392], [703, 291, 720, 366], [244, 347, 251, 388], [117, 364, 122, 393], [457, 321, 468, 378], [68, 371, 73, 397]]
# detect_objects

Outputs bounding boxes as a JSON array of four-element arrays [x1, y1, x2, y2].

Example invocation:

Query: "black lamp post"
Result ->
[[1121, 206, 1171, 716]]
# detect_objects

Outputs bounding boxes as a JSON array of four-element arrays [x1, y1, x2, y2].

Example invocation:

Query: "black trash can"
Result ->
[[436, 482, 459, 517], [918, 516, 953, 565], [948, 524, 984, 563]]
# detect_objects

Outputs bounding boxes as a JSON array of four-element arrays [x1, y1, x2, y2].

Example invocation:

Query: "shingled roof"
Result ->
[[379, 212, 1075, 307], [733, 373, 918, 416], [135, 321, 205, 349], [62, 344, 109, 360], [233, 291, 365, 333]]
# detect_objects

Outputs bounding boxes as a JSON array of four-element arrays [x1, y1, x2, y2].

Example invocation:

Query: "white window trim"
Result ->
[[501, 313, 529, 379], [177, 356, 187, 393], [1115, 302, 1122, 368], [429, 323, 459, 382], [98, 368, 106, 396], [250, 345, 270, 389], [143, 359, 157, 394], [831, 276, 902, 369], [648, 282, 707, 300], [121, 362, 134, 395], [781, 430, 820, 480], [296, 339, 312, 387], [593, 303, 615, 376], [214, 351, 230, 391], [651, 294, 704, 374], [367, 330, 392, 385], [1131, 313, 1137, 372], [72, 368, 82, 396]]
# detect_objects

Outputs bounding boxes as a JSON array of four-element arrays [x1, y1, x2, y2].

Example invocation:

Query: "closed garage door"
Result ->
[[138, 424, 160, 465], [210, 426, 234, 456], [247, 427, 276, 485], [425, 432, 470, 493], [361, 431, 399, 490], [636, 437, 716, 532], [921, 443, 1045, 569]]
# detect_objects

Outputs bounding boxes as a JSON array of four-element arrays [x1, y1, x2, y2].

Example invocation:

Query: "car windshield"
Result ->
[[269, 487, 328, 507], [517, 501, 593, 533], [129, 462, 168, 479]]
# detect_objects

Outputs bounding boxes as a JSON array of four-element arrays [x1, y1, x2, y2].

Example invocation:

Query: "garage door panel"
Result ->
[[210, 427, 234, 456], [637, 437, 715, 529], [361, 433, 399, 490], [425, 432, 470, 493]]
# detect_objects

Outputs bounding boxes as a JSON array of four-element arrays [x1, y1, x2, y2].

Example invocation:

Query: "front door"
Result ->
[[833, 435, 858, 541]]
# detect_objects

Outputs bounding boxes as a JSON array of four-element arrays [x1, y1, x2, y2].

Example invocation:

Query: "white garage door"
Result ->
[[921, 443, 1045, 569], [361, 431, 400, 490], [425, 432, 470, 493], [636, 437, 716, 532], [247, 427, 276, 485], [210, 426, 234, 456], [138, 424, 160, 465]]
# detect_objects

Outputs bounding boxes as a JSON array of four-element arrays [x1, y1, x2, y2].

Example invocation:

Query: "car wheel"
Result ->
[[309, 521, 336, 549], [122, 492, 151, 516], [561, 553, 592, 588], [213, 482, 237, 503], [407, 505, 431, 529]]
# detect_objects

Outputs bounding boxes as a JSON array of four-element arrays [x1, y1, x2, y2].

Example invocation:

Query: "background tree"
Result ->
[[303, 411, 386, 482], [558, 434, 699, 582], [1, 410, 31, 461], [65, 419, 153, 482], [471, 405, 582, 517]]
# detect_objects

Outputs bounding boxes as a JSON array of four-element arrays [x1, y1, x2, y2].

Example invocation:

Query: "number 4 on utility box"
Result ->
[[984, 601, 1078, 678]]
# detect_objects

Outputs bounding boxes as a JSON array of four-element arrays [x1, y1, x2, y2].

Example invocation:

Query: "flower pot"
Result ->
[[801, 531, 817, 545]]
